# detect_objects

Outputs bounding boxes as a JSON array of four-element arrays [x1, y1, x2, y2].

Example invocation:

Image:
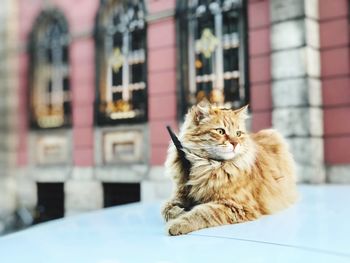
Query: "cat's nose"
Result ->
[[229, 140, 237, 148]]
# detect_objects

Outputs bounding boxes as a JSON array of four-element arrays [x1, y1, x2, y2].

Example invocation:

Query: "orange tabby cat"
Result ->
[[162, 102, 298, 235]]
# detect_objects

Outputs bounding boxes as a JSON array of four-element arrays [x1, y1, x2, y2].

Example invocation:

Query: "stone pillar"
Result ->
[[65, 168, 103, 216], [0, 0, 19, 232], [270, 0, 325, 183]]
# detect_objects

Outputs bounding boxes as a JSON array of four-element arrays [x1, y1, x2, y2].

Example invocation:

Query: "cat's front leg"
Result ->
[[166, 201, 248, 236], [161, 200, 186, 222]]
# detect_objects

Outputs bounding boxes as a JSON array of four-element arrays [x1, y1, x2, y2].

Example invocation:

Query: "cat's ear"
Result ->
[[193, 99, 211, 123], [233, 104, 249, 119]]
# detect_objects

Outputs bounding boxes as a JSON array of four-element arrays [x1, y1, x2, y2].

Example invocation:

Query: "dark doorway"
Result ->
[[102, 183, 141, 207], [34, 183, 64, 224]]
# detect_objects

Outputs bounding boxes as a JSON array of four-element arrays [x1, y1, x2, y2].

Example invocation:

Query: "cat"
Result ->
[[161, 101, 298, 236]]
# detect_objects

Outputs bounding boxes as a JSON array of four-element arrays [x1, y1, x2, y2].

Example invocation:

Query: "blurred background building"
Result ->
[[0, 0, 349, 232]]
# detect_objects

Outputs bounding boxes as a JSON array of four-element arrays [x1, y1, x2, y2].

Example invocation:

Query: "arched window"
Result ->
[[29, 9, 71, 129], [178, 0, 248, 115], [95, 0, 147, 125]]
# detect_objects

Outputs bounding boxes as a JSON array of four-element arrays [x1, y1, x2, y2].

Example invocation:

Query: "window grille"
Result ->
[[29, 10, 71, 129], [95, 0, 147, 125], [177, 0, 249, 115]]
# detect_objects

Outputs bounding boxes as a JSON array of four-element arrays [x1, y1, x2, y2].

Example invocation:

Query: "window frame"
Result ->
[[176, 0, 249, 118], [28, 9, 71, 130], [95, 0, 148, 126]]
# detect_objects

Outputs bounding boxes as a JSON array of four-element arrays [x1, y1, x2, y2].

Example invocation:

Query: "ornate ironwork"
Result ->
[[177, 0, 248, 115], [95, 0, 147, 125], [111, 47, 124, 73], [195, 28, 219, 59]]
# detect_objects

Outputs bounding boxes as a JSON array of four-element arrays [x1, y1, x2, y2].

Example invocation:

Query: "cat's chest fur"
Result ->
[[186, 161, 247, 203]]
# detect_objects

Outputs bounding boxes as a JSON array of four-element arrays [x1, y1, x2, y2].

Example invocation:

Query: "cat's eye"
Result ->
[[216, 128, 226, 135], [236, 131, 242, 137]]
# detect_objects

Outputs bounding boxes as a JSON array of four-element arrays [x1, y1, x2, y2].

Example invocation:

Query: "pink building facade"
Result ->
[[0, 0, 349, 228]]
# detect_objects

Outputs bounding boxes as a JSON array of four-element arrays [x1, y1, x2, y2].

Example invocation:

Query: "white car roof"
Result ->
[[0, 185, 349, 262]]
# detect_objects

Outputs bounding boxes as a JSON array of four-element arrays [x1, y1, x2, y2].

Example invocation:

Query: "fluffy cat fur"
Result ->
[[161, 102, 298, 236]]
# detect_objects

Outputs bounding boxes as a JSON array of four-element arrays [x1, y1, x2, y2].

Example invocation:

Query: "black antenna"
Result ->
[[166, 126, 183, 150], [166, 126, 191, 178]]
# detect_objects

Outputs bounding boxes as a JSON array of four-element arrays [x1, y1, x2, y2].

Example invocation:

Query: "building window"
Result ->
[[34, 183, 64, 224], [102, 183, 140, 207], [29, 10, 71, 129], [95, 0, 147, 125], [178, 0, 249, 115]]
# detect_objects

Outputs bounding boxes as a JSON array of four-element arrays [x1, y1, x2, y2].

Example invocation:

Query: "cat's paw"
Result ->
[[166, 219, 192, 236], [162, 205, 185, 222], [167, 206, 185, 221]]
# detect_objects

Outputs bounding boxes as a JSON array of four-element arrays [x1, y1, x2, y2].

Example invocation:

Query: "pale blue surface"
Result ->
[[0, 185, 349, 263]]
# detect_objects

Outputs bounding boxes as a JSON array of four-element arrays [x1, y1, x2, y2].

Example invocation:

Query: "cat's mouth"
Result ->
[[209, 144, 240, 161]]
